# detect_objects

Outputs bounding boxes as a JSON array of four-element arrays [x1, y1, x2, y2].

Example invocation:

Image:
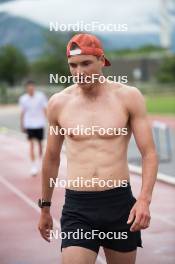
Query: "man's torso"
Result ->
[[54, 82, 134, 190]]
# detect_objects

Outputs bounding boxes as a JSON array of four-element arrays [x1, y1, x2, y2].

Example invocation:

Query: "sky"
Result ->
[[0, 0, 174, 33]]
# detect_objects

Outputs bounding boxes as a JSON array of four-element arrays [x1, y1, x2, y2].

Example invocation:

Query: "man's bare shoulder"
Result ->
[[48, 85, 76, 110], [110, 82, 146, 113], [110, 82, 143, 98]]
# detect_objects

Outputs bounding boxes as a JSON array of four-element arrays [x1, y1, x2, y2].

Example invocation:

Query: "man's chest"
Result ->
[[59, 97, 129, 131]]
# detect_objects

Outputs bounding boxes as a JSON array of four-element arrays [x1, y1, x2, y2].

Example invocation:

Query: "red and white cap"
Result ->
[[67, 33, 111, 67]]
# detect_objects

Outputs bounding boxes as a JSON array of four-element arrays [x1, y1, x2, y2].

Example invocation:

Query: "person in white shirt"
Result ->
[[19, 80, 48, 176]]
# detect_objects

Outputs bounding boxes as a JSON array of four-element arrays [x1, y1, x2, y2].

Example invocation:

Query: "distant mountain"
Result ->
[[0, 12, 46, 60], [100, 31, 175, 52], [100, 33, 160, 51], [0, 0, 14, 3], [0, 11, 174, 62], [171, 30, 175, 52]]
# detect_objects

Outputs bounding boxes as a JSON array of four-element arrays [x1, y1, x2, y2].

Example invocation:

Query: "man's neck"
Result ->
[[28, 92, 35, 97], [79, 79, 107, 100]]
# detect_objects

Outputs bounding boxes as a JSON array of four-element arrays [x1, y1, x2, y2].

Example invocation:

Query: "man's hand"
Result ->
[[38, 211, 53, 242], [127, 199, 151, 232]]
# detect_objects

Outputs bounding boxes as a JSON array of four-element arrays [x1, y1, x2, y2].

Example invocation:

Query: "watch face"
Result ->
[[38, 199, 51, 208], [38, 199, 42, 208]]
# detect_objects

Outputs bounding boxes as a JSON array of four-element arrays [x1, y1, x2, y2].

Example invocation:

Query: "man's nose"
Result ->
[[74, 65, 85, 76]]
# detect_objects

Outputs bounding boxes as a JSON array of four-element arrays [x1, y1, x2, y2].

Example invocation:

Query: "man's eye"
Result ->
[[82, 61, 91, 66], [70, 64, 77, 68]]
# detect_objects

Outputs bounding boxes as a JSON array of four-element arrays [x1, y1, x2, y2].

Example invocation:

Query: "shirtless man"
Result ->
[[38, 34, 158, 264]]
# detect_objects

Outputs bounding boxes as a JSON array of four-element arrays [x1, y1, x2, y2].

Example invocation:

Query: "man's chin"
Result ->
[[77, 82, 93, 89]]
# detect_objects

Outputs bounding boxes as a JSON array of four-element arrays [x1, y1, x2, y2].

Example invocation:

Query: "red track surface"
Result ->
[[0, 133, 175, 264]]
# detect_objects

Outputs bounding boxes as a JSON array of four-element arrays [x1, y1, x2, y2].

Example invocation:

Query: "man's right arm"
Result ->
[[20, 110, 25, 132], [38, 95, 64, 241], [41, 97, 64, 206], [19, 97, 25, 132]]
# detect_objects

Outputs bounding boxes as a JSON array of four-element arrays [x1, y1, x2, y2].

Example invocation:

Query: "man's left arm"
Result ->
[[126, 87, 158, 232]]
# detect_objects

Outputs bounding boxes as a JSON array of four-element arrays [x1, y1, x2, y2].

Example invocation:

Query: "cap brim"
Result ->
[[104, 57, 111, 66]]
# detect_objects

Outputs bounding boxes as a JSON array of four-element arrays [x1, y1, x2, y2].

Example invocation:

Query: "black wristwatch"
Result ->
[[38, 198, 51, 208]]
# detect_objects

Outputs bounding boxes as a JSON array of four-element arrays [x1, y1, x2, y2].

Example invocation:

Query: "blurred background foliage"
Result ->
[[0, 45, 29, 86], [0, 31, 175, 114], [31, 32, 69, 79], [0, 33, 175, 87]]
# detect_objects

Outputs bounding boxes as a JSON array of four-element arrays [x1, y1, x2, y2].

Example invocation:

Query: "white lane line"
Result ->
[[129, 164, 175, 185], [0, 175, 106, 264], [0, 176, 60, 229], [0, 176, 40, 213]]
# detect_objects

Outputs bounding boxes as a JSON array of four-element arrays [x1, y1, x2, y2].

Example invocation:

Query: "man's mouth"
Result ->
[[77, 76, 91, 84]]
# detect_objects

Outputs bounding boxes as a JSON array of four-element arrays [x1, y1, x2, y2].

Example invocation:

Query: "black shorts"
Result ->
[[26, 128, 44, 141], [60, 183, 142, 254]]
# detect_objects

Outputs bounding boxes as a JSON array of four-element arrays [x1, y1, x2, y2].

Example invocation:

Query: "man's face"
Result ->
[[26, 84, 35, 96], [68, 54, 105, 89]]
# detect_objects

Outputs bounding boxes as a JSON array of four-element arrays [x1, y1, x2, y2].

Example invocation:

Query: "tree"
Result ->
[[33, 32, 69, 78], [157, 56, 175, 83], [0, 45, 29, 86]]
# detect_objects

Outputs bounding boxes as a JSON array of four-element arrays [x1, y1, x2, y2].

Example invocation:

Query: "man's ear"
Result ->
[[99, 55, 105, 67]]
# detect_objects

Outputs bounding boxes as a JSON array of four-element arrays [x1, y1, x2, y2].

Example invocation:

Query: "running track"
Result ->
[[0, 133, 175, 264]]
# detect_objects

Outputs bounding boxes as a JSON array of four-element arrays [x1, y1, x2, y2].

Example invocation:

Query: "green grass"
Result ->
[[146, 95, 175, 114]]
